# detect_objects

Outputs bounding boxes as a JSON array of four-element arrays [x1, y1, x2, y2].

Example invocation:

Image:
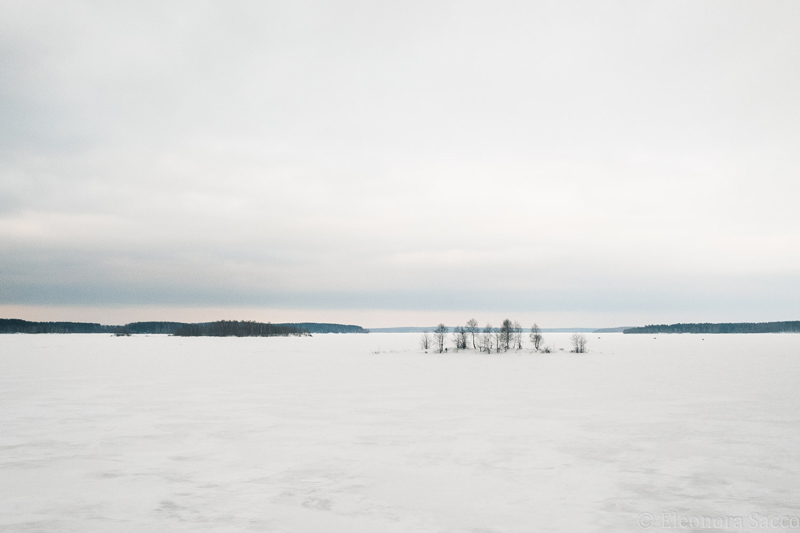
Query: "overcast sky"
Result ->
[[2, 1, 800, 327]]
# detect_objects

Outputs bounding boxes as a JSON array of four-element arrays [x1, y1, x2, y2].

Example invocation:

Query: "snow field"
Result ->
[[1, 332, 799, 532]]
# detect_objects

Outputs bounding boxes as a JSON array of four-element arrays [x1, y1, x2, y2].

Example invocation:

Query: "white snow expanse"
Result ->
[[1, 332, 800, 532]]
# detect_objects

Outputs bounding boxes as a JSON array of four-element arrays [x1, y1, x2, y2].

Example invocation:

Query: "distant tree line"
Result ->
[[173, 320, 308, 337], [124, 322, 189, 334], [421, 319, 588, 354], [0, 318, 366, 336], [0, 319, 116, 334], [282, 323, 366, 334], [624, 321, 800, 334]]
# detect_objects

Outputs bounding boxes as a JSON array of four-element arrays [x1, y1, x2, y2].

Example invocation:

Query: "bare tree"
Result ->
[[458, 326, 468, 350], [466, 318, 478, 349], [570, 333, 588, 353], [481, 323, 493, 353], [447, 326, 468, 351], [420, 331, 431, 351], [500, 319, 513, 351], [530, 323, 543, 352], [451, 326, 462, 352], [495, 328, 505, 353], [513, 321, 523, 350], [434, 324, 448, 353]]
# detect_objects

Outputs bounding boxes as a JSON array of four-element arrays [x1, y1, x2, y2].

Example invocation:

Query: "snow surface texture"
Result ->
[[1, 333, 799, 532]]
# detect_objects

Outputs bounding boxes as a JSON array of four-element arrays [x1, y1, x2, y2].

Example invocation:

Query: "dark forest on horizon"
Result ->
[[624, 321, 800, 334], [0, 319, 366, 336]]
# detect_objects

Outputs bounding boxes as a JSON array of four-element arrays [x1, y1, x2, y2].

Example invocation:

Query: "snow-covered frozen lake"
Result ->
[[1, 332, 799, 532]]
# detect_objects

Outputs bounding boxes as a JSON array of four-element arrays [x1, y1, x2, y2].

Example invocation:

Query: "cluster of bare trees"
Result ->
[[420, 320, 588, 354], [570, 333, 588, 353]]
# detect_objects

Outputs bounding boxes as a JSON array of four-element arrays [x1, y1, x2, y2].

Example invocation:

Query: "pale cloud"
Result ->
[[2, 1, 800, 326]]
